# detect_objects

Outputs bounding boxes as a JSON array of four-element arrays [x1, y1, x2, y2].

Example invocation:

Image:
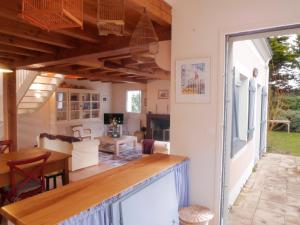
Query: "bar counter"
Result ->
[[0, 153, 189, 225]]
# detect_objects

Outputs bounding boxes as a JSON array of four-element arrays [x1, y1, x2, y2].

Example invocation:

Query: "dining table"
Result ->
[[0, 148, 71, 188]]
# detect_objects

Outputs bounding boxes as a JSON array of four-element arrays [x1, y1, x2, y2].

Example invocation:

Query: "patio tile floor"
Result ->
[[229, 153, 300, 225]]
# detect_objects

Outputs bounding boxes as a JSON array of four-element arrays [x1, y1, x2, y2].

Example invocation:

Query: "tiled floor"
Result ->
[[229, 153, 300, 225]]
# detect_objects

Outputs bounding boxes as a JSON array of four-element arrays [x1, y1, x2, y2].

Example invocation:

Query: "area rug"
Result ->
[[99, 144, 142, 167]]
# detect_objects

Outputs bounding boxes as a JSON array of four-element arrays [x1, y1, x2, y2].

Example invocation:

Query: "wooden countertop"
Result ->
[[1, 153, 188, 225]]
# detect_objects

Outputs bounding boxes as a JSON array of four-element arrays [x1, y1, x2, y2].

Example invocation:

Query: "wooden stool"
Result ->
[[179, 205, 214, 225], [45, 172, 64, 191]]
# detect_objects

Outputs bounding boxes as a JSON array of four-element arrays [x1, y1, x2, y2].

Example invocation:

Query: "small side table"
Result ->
[[179, 205, 214, 225]]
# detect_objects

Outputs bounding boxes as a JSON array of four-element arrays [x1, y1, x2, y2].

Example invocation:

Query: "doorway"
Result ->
[[221, 25, 300, 225]]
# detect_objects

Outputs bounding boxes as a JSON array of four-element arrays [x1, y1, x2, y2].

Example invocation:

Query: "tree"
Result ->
[[268, 35, 300, 91], [268, 35, 300, 130]]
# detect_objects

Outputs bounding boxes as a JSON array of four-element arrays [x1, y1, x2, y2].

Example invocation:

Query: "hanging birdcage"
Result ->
[[97, 0, 125, 36], [21, 0, 83, 30], [129, 9, 159, 63]]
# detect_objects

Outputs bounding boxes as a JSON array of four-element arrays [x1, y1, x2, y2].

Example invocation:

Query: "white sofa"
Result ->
[[37, 134, 100, 171], [153, 141, 170, 154]]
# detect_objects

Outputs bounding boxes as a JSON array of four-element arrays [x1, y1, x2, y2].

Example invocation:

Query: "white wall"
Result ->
[[17, 79, 112, 149], [170, 1, 300, 224], [147, 80, 170, 114], [111, 83, 147, 134]]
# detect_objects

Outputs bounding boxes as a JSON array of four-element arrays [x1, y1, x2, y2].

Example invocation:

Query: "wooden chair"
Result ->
[[71, 125, 92, 141], [0, 140, 12, 154], [0, 151, 51, 204]]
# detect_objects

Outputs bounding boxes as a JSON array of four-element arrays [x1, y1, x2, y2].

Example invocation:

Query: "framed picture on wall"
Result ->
[[175, 58, 211, 103], [158, 90, 169, 99]]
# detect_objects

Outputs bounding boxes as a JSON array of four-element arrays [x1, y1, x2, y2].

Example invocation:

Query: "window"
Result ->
[[126, 90, 141, 113]]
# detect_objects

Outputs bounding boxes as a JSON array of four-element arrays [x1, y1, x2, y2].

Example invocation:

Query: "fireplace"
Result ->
[[146, 114, 170, 141]]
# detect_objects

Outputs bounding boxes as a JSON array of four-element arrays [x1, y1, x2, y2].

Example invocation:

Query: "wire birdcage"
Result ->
[[129, 9, 159, 63], [97, 0, 125, 36], [21, 0, 83, 30]]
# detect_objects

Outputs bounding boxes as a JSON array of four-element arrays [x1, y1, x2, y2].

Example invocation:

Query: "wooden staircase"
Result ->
[[17, 71, 64, 114]]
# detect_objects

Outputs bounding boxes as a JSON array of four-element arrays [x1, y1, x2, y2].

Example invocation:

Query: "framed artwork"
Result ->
[[176, 58, 211, 103], [158, 90, 169, 99]]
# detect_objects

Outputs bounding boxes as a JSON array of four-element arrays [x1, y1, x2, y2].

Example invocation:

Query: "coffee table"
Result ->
[[95, 135, 137, 157]]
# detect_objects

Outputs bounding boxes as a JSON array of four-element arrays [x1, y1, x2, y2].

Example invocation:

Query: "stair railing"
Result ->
[[16, 70, 39, 105]]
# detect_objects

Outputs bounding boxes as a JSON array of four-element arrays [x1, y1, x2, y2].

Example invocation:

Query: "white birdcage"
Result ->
[[129, 9, 159, 63]]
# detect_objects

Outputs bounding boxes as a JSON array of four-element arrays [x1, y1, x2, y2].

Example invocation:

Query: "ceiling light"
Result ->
[[0, 68, 13, 73]]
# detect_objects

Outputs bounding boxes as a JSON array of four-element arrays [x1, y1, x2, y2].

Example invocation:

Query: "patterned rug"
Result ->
[[99, 144, 142, 167]]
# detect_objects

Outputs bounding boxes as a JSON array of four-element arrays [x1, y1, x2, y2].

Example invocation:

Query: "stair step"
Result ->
[[19, 102, 40, 109], [39, 74, 64, 79], [25, 90, 50, 97], [29, 83, 54, 91], [18, 109, 36, 114], [34, 76, 61, 85], [21, 96, 45, 103]]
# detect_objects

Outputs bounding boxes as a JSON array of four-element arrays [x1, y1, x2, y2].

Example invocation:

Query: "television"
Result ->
[[104, 113, 124, 125]]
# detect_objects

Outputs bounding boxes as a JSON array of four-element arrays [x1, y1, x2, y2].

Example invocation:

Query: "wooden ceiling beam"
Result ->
[[126, 0, 171, 26], [31, 66, 143, 83], [0, 17, 77, 49], [0, 34, 56, 54], [0, 1, 99, 44], [55, 29, 99, 44], [0, 45, 38, 57], [16, 38, 131, 68], [0, 53, 25, 61]]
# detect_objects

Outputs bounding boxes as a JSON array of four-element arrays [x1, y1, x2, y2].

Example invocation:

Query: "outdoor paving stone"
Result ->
[[252, 208, 284, 225], [229, 153, 300, 225], [285, 215, 300, 225], [257, 199, 299, 218], [286, 193, 300, 208], [260, 191, 287, 204], [287, 184, 300, 195]]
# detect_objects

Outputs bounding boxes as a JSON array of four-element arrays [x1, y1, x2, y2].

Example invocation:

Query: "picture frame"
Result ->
[[175, 58, 211, 103], [158, 90, 169, 99]]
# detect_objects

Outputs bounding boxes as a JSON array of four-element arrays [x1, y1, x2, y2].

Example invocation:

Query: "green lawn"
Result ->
[[267, 131, 300, 156]]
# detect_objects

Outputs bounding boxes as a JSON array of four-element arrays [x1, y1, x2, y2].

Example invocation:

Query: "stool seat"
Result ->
[[179, 205, 214, 224], [45, 171, 64, 191]]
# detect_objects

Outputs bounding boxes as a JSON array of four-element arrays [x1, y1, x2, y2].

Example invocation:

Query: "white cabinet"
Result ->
[[54, 88, 101, 122], [111, 172, 179, 225]]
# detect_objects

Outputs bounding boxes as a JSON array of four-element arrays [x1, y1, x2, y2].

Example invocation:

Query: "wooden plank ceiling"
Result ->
[[0, 0, 171, 83]]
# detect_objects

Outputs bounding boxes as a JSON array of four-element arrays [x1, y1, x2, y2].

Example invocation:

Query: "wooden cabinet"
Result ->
[[55, 88, 101, 122]]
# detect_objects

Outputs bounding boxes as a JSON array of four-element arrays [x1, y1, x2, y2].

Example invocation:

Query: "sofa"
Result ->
[[37, 133, 100, 171]]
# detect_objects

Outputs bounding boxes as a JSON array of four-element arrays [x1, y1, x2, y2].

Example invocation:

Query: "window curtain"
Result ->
[[259, 86, 268, 156], [59, 160, 189, 225], [247, 78, 257, 140]]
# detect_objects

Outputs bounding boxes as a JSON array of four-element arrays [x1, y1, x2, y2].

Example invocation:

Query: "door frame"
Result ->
[[219, 24, 300, 225]]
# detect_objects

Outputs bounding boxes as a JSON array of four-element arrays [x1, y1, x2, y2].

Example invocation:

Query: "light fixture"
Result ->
[[129, 9, 159, 63], [0, 68, 13, 73]]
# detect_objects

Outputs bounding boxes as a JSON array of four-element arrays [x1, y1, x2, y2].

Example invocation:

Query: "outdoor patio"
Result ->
[[229, 153, 300, 225]]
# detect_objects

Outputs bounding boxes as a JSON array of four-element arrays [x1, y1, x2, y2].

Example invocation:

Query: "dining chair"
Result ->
[[142, 139, 155, 155], [0, 140, 12, 154], [0, 151, 51, 204]]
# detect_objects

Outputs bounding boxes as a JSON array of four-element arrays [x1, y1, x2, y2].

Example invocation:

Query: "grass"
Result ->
[[267, 131, 300, 156]]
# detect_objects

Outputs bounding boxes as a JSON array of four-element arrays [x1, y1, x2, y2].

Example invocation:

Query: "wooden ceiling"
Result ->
[[0, 0, 172, 83]]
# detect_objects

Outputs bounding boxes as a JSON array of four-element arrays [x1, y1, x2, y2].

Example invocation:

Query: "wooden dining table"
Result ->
[[0, 148, 71, 188]]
